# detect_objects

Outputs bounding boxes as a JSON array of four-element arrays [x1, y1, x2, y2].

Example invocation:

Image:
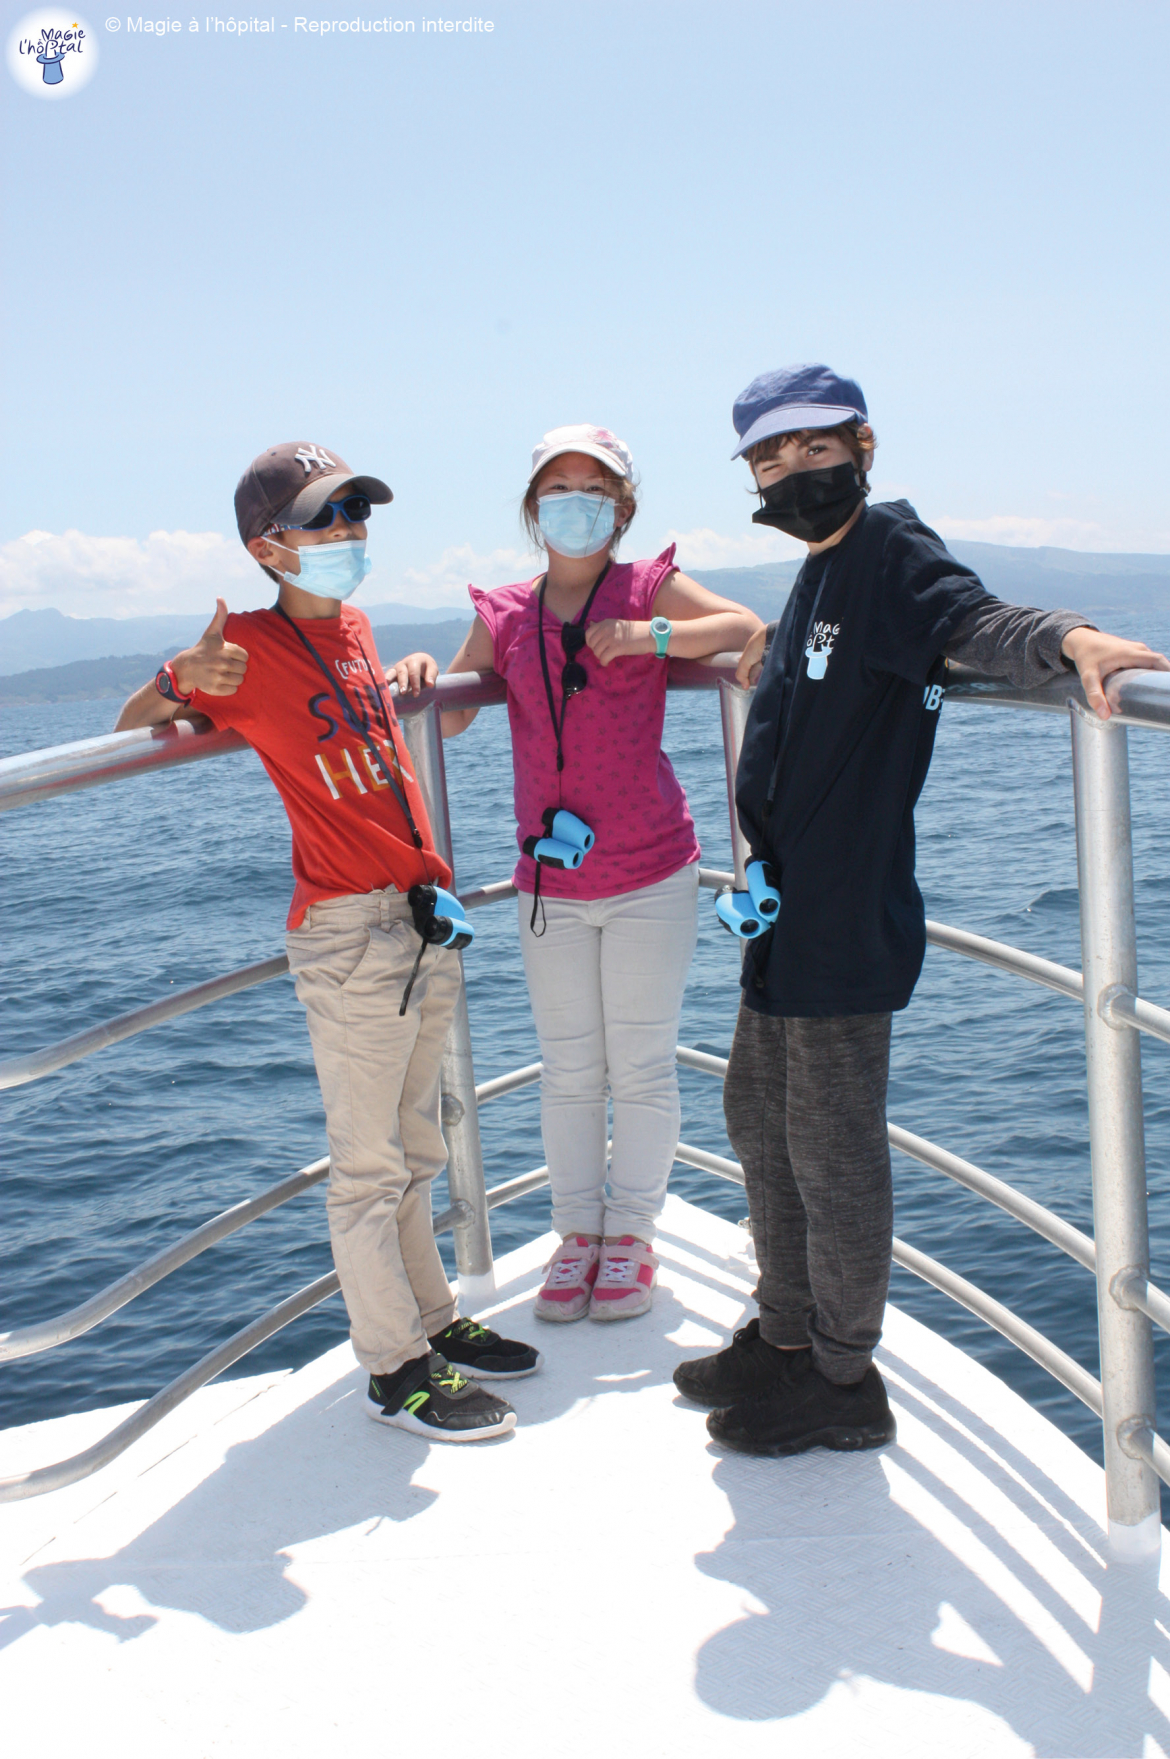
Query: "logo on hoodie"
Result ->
[[805, 620, 840, 681]]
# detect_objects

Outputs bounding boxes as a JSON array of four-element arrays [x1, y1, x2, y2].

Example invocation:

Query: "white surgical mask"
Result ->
[[537, 492, 616, 559], [271, 538, 371, 600]]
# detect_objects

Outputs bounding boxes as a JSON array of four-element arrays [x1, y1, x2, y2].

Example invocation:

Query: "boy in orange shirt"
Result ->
[[118, 441, 539, 1442]]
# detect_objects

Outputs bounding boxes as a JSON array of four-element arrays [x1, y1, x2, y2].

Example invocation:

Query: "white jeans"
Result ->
[[519, 860, 700, 1241]]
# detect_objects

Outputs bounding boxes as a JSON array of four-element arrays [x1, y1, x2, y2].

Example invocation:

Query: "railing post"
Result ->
[[1070, 700, 1160, 1559], [400, 702, 496, 1308], [718, 679, 753, 889]]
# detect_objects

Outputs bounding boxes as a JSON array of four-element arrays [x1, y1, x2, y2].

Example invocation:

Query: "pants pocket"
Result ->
[[286, 925, 375, 992]]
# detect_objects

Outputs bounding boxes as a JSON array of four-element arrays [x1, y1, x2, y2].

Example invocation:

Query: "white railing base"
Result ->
[[456, 1270, 498, 1313], [1107, 1509, 1163, 1563]]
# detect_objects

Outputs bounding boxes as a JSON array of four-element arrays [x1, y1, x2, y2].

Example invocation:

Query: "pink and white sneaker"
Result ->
[[534, 1236, 600, 1324], [589, 1237, 658, 1322]]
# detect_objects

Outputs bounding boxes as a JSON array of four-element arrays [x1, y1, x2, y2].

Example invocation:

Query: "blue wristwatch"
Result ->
[[650, 616, 672, 659]]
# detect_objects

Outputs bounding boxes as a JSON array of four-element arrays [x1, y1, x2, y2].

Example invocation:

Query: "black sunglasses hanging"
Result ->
[[525, 561, 610, 937], [536, 561, 611, 775]]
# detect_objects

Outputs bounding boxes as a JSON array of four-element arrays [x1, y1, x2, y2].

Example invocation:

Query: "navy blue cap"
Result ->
[[731, 363, 868, 460]]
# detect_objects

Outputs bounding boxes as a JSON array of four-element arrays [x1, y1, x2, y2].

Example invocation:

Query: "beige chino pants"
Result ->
[[285, 887, 460, 1376]]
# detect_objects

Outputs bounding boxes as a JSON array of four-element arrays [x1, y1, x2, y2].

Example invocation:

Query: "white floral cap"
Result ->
[[528, 424, 635, 485]]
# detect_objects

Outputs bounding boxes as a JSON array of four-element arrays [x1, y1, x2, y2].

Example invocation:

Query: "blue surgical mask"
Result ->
[[271, 538, 372, 601], [537, 492, 616, 559]]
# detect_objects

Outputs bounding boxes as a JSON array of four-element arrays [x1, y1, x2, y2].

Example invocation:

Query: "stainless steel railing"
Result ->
[[0, 659, 725, 815], [4, 657, 1170, 1557]]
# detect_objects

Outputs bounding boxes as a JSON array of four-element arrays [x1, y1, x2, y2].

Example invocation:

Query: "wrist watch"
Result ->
[[155, 661, 193, 706], [650, 616, 672, 659]]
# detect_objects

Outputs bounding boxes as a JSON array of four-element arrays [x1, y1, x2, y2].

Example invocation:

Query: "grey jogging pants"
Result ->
[[723, 1004, 893, 1386]]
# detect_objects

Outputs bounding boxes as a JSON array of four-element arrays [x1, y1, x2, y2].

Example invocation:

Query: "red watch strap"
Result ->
[[156, 662, 194, 705]]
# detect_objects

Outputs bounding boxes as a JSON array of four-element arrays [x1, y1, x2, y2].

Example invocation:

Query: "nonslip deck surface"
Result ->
[[0, 1194, 1167, 1758]]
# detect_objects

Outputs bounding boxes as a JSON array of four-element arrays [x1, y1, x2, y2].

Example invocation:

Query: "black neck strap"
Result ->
[[273, 602, 427, 859], [762, 555, 836, 826], [536, 561, 611, 775]]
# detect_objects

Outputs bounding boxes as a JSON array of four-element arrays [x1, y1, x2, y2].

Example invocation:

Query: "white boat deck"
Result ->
[[1, 1194, 1168, 1757]]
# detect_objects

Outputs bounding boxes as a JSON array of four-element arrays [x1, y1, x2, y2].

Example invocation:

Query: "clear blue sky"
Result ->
[[3, 0, 1169, 615]]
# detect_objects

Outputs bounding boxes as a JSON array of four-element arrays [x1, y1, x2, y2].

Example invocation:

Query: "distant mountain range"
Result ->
[[0, 601, 469, 678], [0, 623, 473, 707], [687, 540, 1170, 624], [1, 538, 1167, 705]]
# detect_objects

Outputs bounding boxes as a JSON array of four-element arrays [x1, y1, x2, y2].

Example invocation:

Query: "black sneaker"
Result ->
[[366, 1351, 517, 1442], [673, 1318, 806, 1409], [428, 1318, 542, 1380], [706, 1355, 896, 1457]]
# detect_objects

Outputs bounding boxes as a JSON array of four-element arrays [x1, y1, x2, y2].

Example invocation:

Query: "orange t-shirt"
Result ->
[[189, 605, 451, 927]]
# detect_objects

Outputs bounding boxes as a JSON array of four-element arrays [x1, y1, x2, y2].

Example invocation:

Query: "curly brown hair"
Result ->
[[746, 421, 877, 492], [522, 457, 639, 555]]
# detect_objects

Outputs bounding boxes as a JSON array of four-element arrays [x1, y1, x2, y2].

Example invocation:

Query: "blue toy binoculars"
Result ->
[[715, 888, 767, 939], [745, 859, 780, 920], [523, 807, 595, 872], [714, 861, 780, 941], [408, 883, 475, 952]]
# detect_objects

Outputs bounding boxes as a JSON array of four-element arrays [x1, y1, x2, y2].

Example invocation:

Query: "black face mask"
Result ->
[[751, 461, 864, 544]]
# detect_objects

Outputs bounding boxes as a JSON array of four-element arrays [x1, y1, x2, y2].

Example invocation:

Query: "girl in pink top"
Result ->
[[442, 426, 761, 1324]]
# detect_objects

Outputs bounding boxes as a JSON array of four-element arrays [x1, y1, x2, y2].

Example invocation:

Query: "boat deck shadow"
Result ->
[[0, 1371, 442, 1643], [694, 1354, 1170, 1755], [0, 1194, 1167, 1756]]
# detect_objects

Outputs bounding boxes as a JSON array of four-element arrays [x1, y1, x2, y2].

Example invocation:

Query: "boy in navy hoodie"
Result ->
[[673, 364, 1167, 1457]]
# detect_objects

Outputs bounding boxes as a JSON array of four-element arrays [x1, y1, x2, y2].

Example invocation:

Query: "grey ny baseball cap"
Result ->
[[234, 442, 393, 543]]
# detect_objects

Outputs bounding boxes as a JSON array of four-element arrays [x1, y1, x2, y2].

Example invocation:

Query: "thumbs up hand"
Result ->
[[171, 598, 250, 697]]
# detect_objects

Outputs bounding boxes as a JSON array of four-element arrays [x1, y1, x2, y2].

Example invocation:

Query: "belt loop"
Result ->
[[303, 902, 313, 930], [380, 891, 390, 934]]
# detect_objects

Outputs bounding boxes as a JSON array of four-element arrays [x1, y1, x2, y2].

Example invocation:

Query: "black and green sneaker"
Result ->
[[428, 1318, 542, 1380], [366, 1350, 517, 1441]]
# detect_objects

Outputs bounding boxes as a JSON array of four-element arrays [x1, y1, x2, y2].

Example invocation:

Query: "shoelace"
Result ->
[[543, 1252, 593, 1288], [433, 1364, 470, 1394], [450, 1320, 490, 1344], [597, 1254, 640, 1288]]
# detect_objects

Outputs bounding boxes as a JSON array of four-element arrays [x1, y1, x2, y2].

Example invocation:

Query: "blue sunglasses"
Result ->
[[273, 493, 373, 534]]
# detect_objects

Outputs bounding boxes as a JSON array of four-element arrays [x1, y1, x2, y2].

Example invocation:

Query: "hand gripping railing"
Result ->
[[6, 660, 1170, 1555]]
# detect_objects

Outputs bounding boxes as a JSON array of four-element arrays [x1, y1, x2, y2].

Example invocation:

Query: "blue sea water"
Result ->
[[3, 613, 1170, 1503]]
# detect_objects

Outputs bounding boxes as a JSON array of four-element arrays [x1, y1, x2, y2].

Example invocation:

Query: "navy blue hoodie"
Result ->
[[735, 499, 989, 1017]]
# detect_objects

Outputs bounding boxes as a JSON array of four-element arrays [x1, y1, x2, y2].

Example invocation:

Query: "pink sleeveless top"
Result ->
[[470, 546, 701, 900]]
